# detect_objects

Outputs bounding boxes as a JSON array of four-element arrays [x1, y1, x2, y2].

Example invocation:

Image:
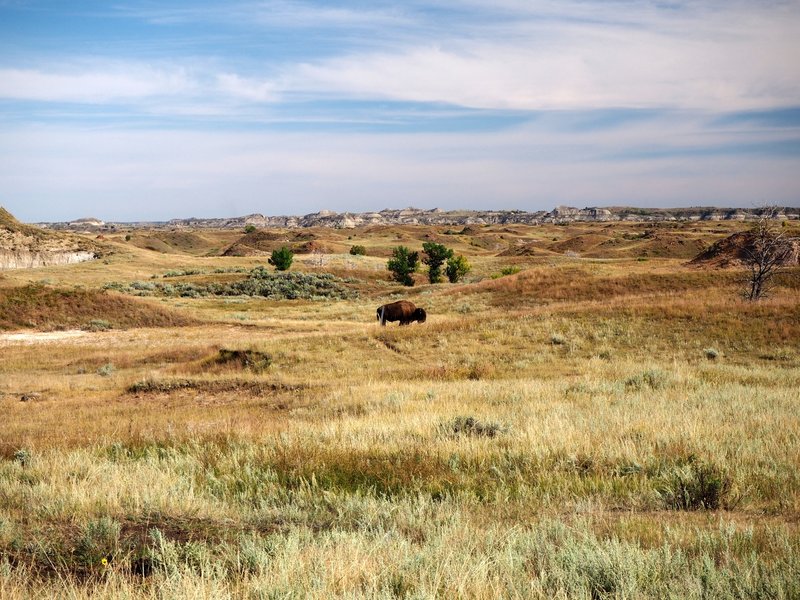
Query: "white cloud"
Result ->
[[285, 2, 800, 111], [0, 65, 194, 103]]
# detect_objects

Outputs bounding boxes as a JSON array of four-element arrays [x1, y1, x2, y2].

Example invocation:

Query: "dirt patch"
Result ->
[[0, 329, 89, 345]]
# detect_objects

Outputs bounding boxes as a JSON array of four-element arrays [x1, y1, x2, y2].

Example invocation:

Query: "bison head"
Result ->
[[413, 308, 427, 323]]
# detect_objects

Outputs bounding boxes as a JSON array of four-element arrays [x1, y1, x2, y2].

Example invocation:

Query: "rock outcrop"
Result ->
[[35, 205, 800, 231], [0, 207, 104, 270]]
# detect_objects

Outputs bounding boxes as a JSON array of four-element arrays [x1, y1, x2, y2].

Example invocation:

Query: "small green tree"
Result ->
[[387, 246, 419, 286], [422, 242, 454, 284], [446, 255, 471, 283], [268, 246, 293, 271], [349, 245, 366, 256], [244, 224, 257, 234]]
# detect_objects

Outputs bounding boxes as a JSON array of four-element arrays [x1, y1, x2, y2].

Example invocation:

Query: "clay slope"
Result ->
[[223, 230, 344, 256], [0, 207, 106, 269]]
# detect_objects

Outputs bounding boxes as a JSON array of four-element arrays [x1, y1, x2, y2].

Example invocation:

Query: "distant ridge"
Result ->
[[38, 205, 800, 231]]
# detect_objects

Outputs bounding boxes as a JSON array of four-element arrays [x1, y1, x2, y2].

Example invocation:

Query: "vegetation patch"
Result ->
[[624, 368, 670, 391], [656, 458, 735, 510], [106, 267, 356, 300], [212, 348, 272, 372], [440, 415, 506, 438], [125, 377, 298, 395]]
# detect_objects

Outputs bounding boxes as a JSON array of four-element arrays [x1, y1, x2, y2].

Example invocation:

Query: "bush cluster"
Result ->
[[387, 243, 471, 286], [105, 267, 355, 301]]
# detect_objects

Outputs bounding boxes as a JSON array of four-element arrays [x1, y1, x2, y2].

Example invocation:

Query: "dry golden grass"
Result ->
[[1, 222, 799, 597]]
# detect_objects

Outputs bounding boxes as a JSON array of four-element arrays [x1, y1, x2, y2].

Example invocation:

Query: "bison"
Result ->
[[376, 300, 426, 326]]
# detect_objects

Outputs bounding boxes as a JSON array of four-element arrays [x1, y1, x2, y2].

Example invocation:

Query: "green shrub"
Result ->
[[491, 265, 521, 279], [387, 246, 420, 286], [446, 254, 471, 283], [349, 244, 366, 256], [657, 460, 733, 510], [244, 224, 257, 234], [268, 246, 294, 271], [75, 517, 120, 568]]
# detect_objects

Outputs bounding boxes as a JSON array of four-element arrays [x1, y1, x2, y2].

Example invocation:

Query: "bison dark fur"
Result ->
[[376, 300, 427, 326]]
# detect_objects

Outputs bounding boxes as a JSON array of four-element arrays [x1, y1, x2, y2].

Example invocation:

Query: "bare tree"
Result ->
[[743, 208, 791, 301]]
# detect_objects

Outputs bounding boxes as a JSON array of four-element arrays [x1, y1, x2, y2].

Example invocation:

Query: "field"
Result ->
[[1, 220, 799, 598]]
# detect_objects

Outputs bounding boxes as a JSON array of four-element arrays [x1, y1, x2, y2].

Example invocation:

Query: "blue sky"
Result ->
[[0, 1, 798, 221]]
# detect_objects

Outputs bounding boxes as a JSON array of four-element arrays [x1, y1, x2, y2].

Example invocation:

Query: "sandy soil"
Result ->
[[0, 330, 89, 345]]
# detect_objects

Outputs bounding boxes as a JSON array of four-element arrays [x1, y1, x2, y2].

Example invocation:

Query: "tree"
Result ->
[[244, 224, 257, 234], [446, 254, 471, 283], [743, 208, 791, 301], [349, 245, 366, 256], [387, 246, 419, 286], [269, 246, 294, 271], [422, 242, 454, 284]]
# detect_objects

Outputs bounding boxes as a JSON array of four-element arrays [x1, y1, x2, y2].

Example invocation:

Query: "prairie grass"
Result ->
[[1, 223, 799, 597]]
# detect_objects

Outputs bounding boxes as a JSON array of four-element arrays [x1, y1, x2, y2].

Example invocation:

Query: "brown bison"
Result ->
[[376, 300, 426, 326]]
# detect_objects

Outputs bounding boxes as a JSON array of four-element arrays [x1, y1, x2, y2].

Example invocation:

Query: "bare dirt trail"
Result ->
[[0, 330, 90, 345]]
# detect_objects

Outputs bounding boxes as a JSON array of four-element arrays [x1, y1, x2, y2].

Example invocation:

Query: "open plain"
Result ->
[[1, 219, 799, 598]]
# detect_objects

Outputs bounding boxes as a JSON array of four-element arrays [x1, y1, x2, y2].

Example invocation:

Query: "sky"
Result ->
[[0, 1, 799, 222]]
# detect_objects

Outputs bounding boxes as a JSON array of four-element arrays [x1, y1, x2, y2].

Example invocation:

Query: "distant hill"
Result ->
[[37, 205, 800, 231], [689, 231, 800, 268]]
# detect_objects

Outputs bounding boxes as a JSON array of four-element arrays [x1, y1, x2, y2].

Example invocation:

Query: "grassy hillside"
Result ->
[[0, 285, 196, 330], [0, 221, 798, 598]]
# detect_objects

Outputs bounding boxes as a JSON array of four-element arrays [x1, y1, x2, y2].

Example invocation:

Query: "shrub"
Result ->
[[441, 416, 505, 438], [625, 369, 669, 391], [550, 333, 567, 345], [704, 347, 720, 360], [491, 266, 521, 279], [422, 242, 454, 283], [75, 517, 120, 568], [13, 449, 31, 468], [446, 254, 471, 283], [85, 319, 111, 331], [349, 245, 366, 256], [387, 246, 420, 286], [97, 363, 115, 377], [268, 246, 294, 271], [244, 224, 257, 234], [657, 460, 733, 510]]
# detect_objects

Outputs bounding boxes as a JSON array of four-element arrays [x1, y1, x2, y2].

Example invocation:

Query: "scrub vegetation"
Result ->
[[0, 220, 798, 598]]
